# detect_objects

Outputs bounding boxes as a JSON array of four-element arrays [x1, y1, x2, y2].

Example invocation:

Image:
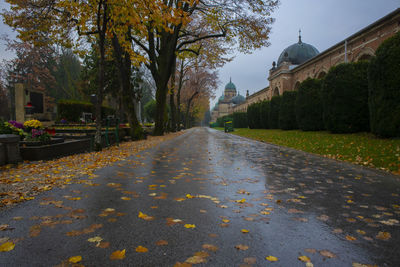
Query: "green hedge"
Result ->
[[269, 96, 281, 129], [279, 91, 298, 130], [368, 32, 400, 137], [247, 102, 262, 129], [216, 115, 233, 128], [296, 78, 324, 131], [233, 112, 248, 128], [322, 61, 370, 133], [260, 100, 270, 129], [57, 99, 115, 122]]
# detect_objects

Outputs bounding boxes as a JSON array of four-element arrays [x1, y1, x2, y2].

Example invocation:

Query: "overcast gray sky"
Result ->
[[1, 0, 399, 108]]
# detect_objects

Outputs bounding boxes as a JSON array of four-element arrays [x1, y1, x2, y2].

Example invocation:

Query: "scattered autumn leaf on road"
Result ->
[[156, 240, 168, 246], [136, 246, 148, 253], [110, 249, 126, 260], [0, 241, 15, 252], [68, 256, 82, 263], [236, 198, 246, 203], [241, 229, 249, 233], [186, 194, 195, 199], [138, 212, 155, 221], [346, 235, 357, 241], [266, 256, 278, 262], [98, 241, 110, 248], [174, 262, 192, 267], [298, 255, 311, 262], [244, 257, 257, 264], [235, 244, 249, 251], [319, 250, 336, 258], [376, 231, 391, 240], [186, 255, 207, 264], [202, 244, 218, 252], [184, 224, 196, 229]]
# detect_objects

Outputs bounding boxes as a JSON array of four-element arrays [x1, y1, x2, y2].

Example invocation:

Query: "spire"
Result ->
[[230, 77, 232, 83], [298, 29, 302, 43]]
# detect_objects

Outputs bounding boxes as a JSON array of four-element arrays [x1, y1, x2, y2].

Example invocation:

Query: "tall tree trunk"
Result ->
[[94, 1, 107, 151], [169, 60, 177, 132], [111, 34, 143, 140], [184, 92, 198, 129], [176, 59, 185, 131]]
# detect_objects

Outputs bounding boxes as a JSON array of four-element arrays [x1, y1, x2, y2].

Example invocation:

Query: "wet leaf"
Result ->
[[110, 249, 126, 260], [69, 256, 82, 263], [202, 244, 218, 252], [138, 212, 154, 221], [136, 246, 148, 253], [185, 255, 206, 264], [236, 199, 246, 203], [120, 196, 131, 201], [244, 257, 257, 264], [241, 229, 249, 233], [266, 256, 278, 262], [304, 248, 317, 254], [235, 244, 249, 250], [0, 241, 15, 252], [173, 262, 192, 267], [345, 235, 357, 241], [298, 255, 311, 262], [98, 241, 110, 248], [319, 250, 336, 258], [156, 240, 168, 246], [186, 194, 195, 199], [222, 219, 230, 223], [376, 231, 391, 240], [184, 224, 196, 229]]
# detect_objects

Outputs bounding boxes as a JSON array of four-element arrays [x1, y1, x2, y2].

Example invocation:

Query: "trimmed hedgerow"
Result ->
[[260, 100, 270, 129], [295, 78, 324, 131], [216, 115, 233, 128], [57, 99, 115, 122], [269, 95, 281, 129], [247, 102, 262, 129], [368, 32, 400, 137], [321, 61, 370, 133], [279, 91, 298, 130], [233, 112, 248, 128]]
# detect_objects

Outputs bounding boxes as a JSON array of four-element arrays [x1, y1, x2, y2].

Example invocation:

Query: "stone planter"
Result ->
[[20, 137, 65, 147], [0, 134, 22, 165]]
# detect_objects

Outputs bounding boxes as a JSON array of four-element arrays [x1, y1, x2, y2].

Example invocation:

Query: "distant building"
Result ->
[[215, 8, 400, 117], [211, 78, 245, 122]]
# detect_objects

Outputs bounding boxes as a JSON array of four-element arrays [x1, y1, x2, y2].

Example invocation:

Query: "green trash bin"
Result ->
[[224, 121, 234, 132]]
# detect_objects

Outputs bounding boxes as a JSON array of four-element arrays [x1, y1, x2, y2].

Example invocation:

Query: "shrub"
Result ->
[[232, 112, 248, 128], [321, 61, 370, 133], [216, 115, 233, 128], [269, 95, 281, 129], [57, 99, 115, 122], [368, 32, 400, 137], [209, 122, 218, 128], [296, 78, 324, 131], [144, 99, 156, 122], [260, 100, 270, 129], [279, 91, 298, 130], [247, 103, 259, 129]]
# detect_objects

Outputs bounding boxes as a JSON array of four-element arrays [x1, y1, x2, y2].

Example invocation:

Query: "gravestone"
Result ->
[[0, 134, 21, 164]]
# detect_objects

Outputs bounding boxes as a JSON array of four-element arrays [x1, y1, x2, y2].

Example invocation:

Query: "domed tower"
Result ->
[[224, 78, 237, 101], [277, 31, 319, 67]]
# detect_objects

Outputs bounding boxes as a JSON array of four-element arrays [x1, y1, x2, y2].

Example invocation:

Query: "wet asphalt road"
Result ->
[[1, 127, 400, 267]]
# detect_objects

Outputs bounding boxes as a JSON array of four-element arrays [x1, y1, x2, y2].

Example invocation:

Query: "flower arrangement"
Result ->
[[0, 120, 26, 138], [24, 119, 43, 129], [26, 128, 50, 142]]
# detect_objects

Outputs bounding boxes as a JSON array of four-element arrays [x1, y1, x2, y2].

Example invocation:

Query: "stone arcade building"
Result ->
[[215, 8, 400, 117]]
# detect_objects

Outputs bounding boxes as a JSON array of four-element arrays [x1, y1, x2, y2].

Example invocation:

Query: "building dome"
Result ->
[[224, 78, 237, 92], [218, 95, 225, 103], [232, 93, 246, 105], [277, 34, 319, 67]]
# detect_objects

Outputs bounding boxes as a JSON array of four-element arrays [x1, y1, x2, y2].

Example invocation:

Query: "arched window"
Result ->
[[293, 81, 301, 91], [273, 87, 279, 96], [317, 71, 326, 79]]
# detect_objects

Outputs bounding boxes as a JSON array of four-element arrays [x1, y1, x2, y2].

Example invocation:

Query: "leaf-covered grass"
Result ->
[[215, 128, 400, 175]]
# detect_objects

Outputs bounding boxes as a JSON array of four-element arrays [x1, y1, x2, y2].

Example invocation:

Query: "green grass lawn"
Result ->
[[213, 127, 400, 175]]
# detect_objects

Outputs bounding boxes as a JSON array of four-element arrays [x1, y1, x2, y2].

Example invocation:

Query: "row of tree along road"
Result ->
[[2, 0, 280, 150], [215, 32, 400, 138]]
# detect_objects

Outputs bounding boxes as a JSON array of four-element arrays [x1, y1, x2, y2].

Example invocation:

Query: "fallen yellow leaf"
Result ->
[[266, 256, 278, 262], [110, 249, 126, 260], [241, 229, 249, 233], [186, 194, 195, 199], [298, 255, 311, 262], [0, 241, 15, 252], [236, 198, 246, 203], [184, 224, 196, 229], [69, 256, 82, 263], [136, 246, 148, 253]]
